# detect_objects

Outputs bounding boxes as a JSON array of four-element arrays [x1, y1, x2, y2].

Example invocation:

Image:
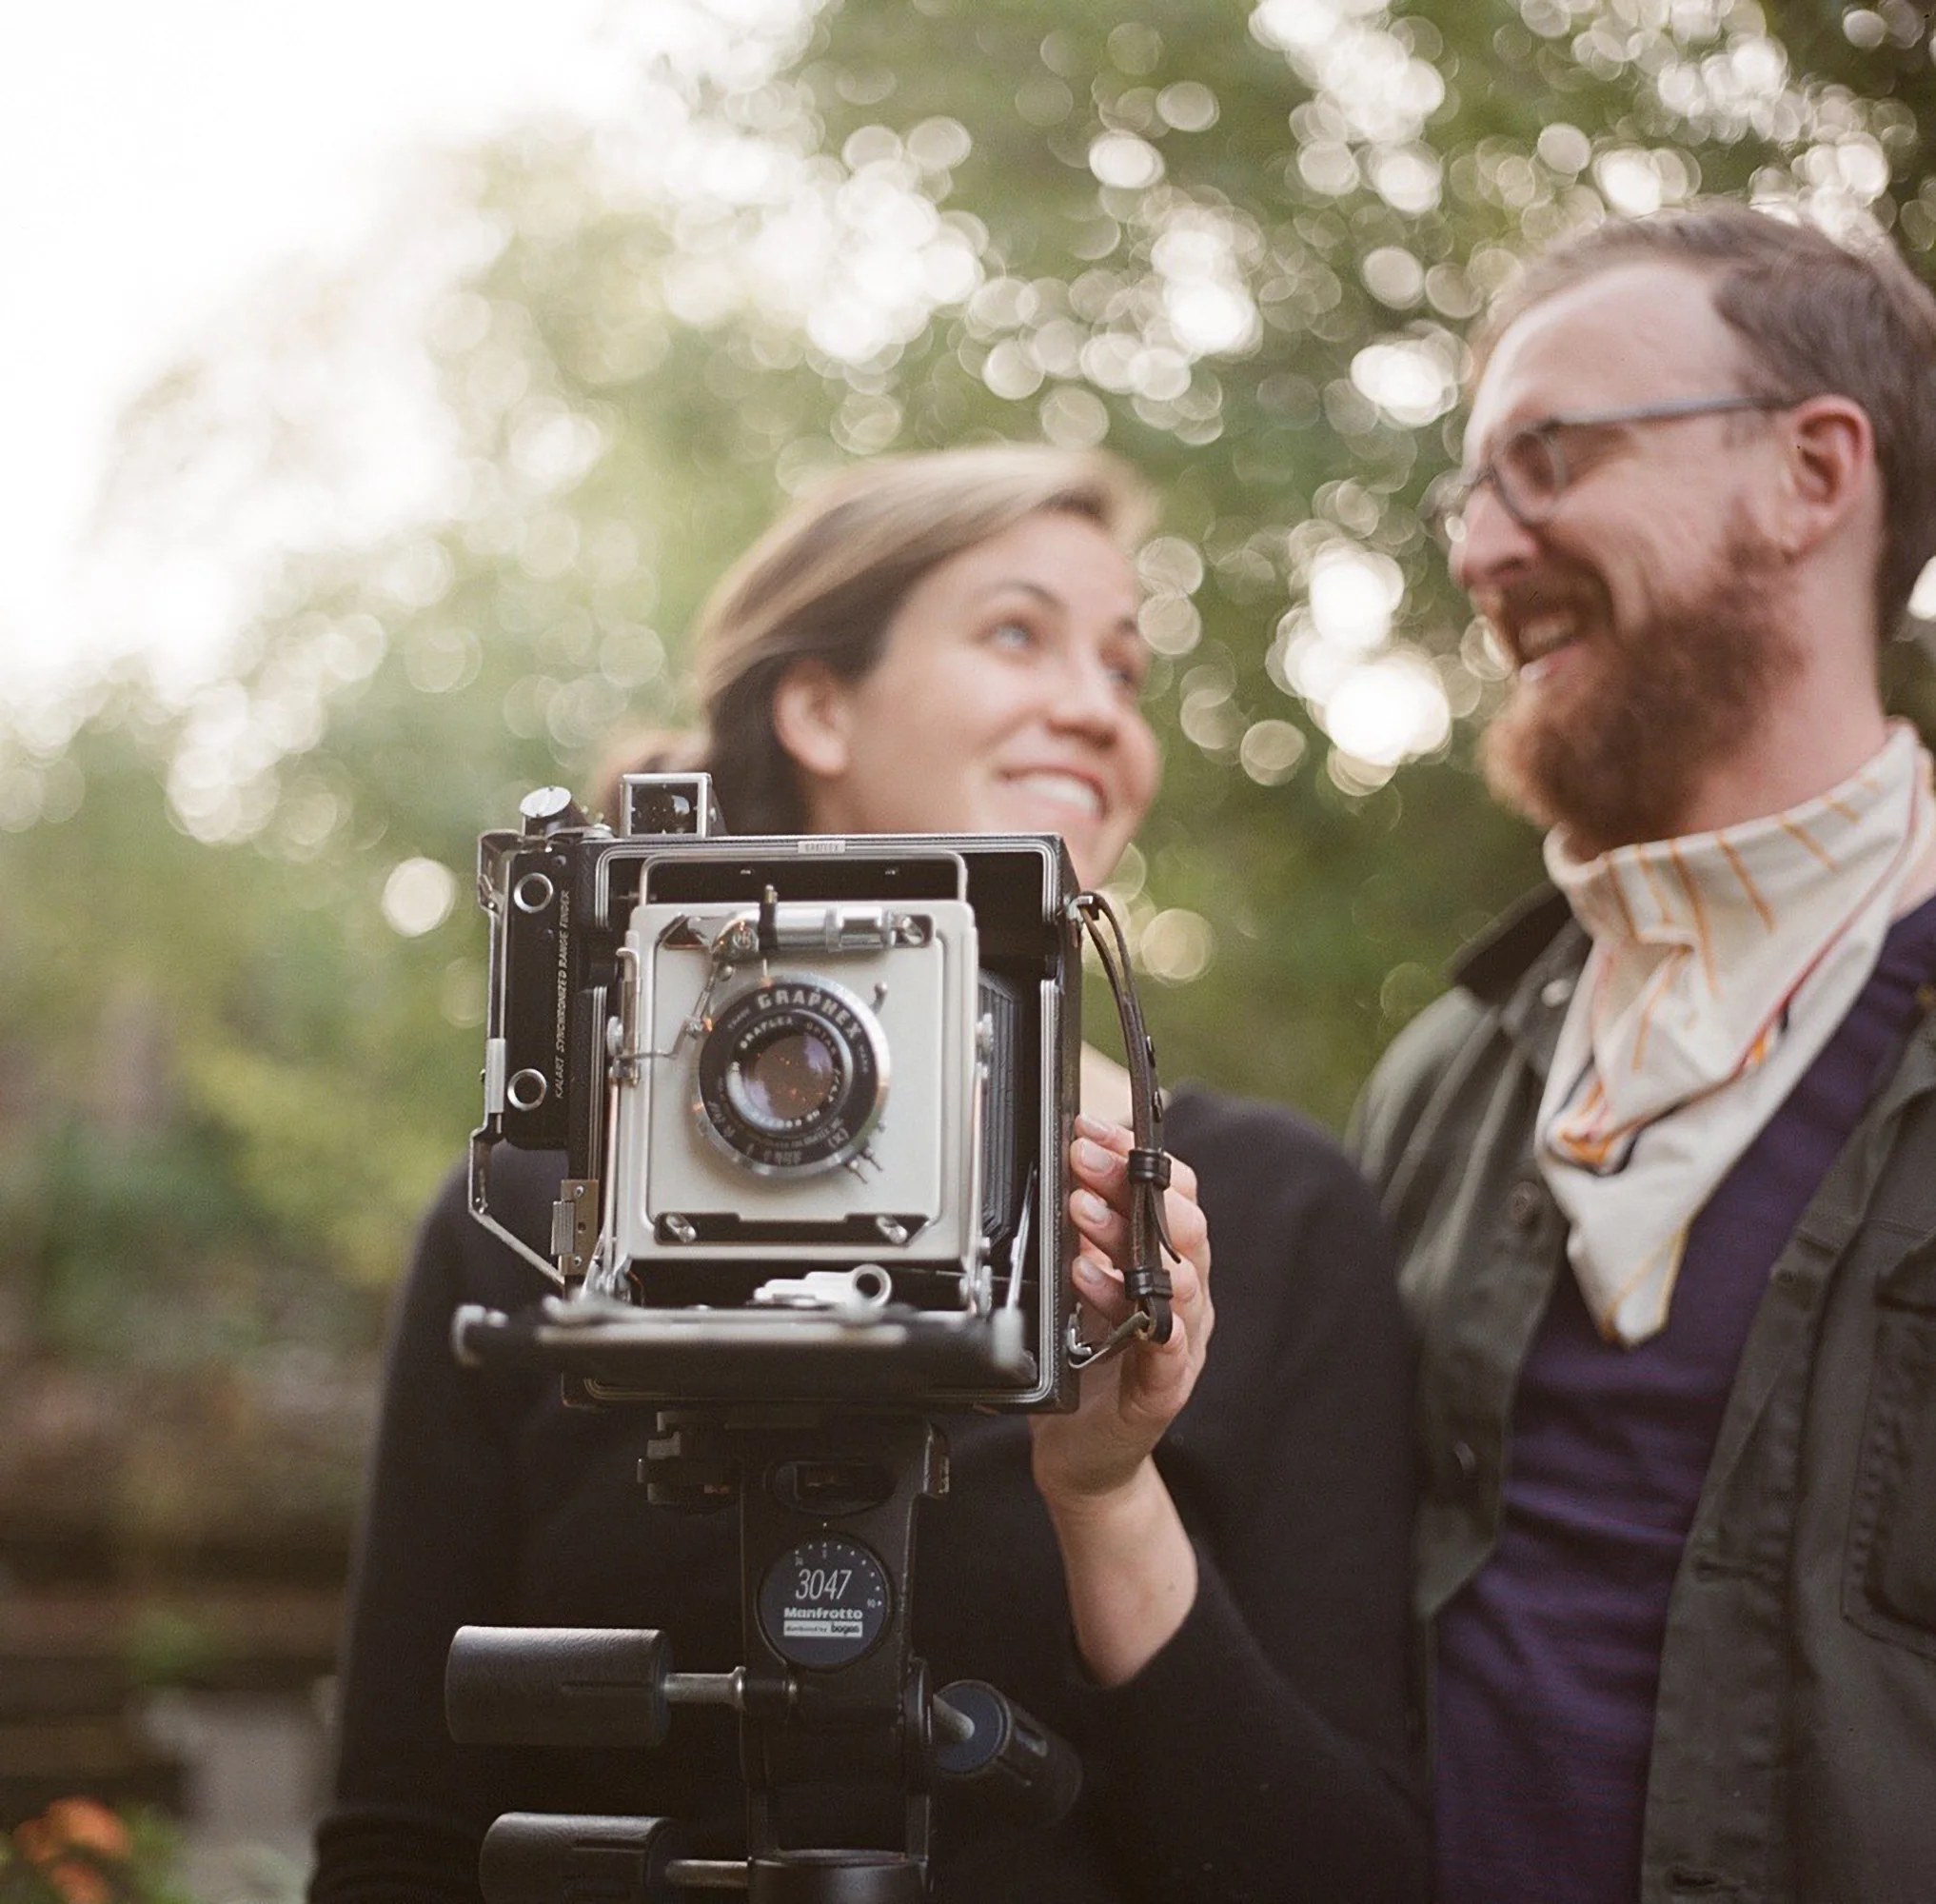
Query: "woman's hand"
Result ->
[[1027, 1113, 1215, 1683], [1031, 1114, 1214, 1500]]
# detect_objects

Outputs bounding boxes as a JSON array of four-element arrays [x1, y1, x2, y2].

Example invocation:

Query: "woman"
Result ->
[[310, 445, 1425, 1902]]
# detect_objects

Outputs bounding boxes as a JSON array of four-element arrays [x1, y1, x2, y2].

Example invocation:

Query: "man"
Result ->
[[1353, 203, 1936, 1904]]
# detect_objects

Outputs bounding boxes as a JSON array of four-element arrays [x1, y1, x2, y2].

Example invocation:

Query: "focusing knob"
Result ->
[[520, 786, 587, 835]]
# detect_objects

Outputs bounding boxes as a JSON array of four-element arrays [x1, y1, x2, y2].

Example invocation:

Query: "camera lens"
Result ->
[[734, 1027, 840, 1132], [696, 975, 887, 1175]]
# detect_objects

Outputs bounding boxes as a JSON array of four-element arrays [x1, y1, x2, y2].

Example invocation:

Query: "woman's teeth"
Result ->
[[1007, 771, 1102, 818]]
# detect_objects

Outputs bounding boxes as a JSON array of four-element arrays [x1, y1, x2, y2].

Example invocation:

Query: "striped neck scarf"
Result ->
[[1537, 720, 1936, 1346]]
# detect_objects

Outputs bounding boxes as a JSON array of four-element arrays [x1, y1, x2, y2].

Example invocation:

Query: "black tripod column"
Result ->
[[645, 1410, 948, 1892]]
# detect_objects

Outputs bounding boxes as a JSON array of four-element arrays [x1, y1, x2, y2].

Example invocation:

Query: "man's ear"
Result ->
[[771, 658, 854, 780], [1779, 395, 1875, 556]]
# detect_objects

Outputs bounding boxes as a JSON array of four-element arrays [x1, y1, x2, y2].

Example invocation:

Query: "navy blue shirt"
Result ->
[[1434, 893, 1936, 1904]]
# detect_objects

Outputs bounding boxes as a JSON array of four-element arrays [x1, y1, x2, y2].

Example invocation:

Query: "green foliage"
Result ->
[[4, 0, 1932, 1365], [0, 718, 453, 1356]]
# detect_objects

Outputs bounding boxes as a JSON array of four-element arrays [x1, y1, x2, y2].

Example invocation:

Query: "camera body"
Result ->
[[468, 774, 1081, 1411]]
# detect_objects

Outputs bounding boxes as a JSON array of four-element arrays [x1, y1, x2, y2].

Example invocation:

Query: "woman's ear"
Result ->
[[771, 659, 855, 781]]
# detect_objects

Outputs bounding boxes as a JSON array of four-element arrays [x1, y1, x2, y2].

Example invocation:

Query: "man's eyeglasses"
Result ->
[[1426, 393, 1802, 548]]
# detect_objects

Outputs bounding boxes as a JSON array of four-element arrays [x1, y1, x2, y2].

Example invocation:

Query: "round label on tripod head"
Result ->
[[759, 1536, 891, 1670]]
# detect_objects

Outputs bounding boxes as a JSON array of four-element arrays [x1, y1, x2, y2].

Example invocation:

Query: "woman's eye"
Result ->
[[988, 620, 1037, 652]]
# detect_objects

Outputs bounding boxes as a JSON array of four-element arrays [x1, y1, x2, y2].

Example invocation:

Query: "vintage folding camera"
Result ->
[[462, 773, 1083, 1412]]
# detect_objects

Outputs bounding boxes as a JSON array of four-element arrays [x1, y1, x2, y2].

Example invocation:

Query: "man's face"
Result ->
[[1451, 261, 1802, 854]]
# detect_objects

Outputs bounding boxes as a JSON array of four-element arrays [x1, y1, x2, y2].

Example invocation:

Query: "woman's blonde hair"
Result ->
[[610, 444, 1154, 832]]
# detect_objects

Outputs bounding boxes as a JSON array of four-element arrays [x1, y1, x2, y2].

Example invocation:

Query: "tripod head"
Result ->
[[444, 1405, 1080, 1902]]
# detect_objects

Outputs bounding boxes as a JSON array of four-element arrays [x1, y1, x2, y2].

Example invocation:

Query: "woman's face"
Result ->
[[781, 509, 1161, 886]]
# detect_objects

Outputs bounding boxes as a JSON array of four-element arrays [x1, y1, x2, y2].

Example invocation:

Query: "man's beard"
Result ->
[[1478, 523, 1802, 855]]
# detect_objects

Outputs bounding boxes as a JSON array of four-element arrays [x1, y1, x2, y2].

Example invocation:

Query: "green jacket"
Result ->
[[1352, 888, 1936, 1904]]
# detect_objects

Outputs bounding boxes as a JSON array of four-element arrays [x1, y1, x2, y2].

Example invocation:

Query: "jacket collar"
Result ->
[[1451, 883, 1574, 999], [1451, 883, 1585, 1082]]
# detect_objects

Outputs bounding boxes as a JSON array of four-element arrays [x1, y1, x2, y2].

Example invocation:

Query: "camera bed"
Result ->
[[451, 1294, 1036, 1402]]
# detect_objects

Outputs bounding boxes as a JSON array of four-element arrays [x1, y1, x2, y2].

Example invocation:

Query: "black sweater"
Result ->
[[309, 1088, 1426, 1902]]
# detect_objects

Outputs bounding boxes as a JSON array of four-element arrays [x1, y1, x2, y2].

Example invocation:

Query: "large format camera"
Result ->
[[446, 776, 1170, 1903], [460, 771, 1090, 1410]]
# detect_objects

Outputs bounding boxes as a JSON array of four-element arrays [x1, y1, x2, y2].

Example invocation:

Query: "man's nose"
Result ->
[[1449, 483, 1542, 595]]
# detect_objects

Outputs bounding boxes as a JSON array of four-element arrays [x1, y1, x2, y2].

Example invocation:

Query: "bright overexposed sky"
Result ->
[[1, 0, 629, 711]]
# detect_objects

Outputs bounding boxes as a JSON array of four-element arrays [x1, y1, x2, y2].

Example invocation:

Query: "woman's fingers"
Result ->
[[1071, 1245, 1206, 1350], [1071, 1114, 1200, 1199], [1069, 1253, 1129, 1335], [1070, 1259, 1195, 1394], [1068, 1116, 1210, 1313]]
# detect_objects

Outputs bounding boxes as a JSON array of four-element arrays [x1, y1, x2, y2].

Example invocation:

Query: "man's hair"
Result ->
[[1472, 203, 1936, 636]]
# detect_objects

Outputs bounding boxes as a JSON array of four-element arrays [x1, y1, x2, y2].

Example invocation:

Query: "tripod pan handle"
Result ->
[[480, 1813, 680, 1904], [932, 1678, 1082, 1827], [446, 1624, 672, 1749]]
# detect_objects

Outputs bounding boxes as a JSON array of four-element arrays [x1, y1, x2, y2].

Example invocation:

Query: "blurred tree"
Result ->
[[0, 707, 457, 1359], [3, 0, 1932, 1357]]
